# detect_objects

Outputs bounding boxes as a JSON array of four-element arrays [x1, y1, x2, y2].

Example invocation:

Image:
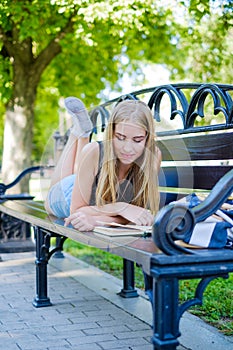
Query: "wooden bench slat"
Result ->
[[158, 132, 233, 161], [160, 165, 233, 191], [0, 200, 158, 273]]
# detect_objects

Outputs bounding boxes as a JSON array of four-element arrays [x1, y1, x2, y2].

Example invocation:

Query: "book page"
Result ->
[[94, 222, 152, 237]]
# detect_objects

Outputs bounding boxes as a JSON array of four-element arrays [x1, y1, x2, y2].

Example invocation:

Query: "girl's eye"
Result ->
[[115, 134, 125, 141], [133, 137, 146, 143], [115, 134, 146, 143]]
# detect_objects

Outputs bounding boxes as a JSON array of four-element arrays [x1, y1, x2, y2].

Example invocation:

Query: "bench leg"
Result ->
[[118, 259, 139, 298], [152, 277, 180, 350], [53, 236, 65, 258], [32, 226, 52, 308]]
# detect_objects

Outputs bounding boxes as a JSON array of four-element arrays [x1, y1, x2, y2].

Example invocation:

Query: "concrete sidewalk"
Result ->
[[0, 252, 233, 350]]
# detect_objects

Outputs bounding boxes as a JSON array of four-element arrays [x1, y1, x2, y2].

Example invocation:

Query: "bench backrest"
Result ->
[[158, 129, 233, 205], [88, 83, 233, 207]]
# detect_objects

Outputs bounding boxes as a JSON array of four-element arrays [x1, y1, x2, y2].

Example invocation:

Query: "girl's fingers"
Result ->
[[64, 212, 82, 226], [65, 212, 94, 231], [64, 217, 71, 226]]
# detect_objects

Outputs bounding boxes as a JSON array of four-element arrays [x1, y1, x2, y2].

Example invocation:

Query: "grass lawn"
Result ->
[[64, 239, 233, 336]]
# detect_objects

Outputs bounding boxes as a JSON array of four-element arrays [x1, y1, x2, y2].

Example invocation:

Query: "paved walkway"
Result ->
[[1, 251, 233, 350]]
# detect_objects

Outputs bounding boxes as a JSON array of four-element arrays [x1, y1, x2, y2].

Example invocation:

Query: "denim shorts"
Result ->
[[47, 174, 76, 218]]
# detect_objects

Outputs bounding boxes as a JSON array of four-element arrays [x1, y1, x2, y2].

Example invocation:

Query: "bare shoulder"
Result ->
[[82, 141, 99, 154]]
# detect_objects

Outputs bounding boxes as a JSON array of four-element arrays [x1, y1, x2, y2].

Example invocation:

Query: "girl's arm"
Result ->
[[65, 202, 154, 230], [69, 141, 99, 213], [66, 142, 134, 230], [66, 142, 160, 231]]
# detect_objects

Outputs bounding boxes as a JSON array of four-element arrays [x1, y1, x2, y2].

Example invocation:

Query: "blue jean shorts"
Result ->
[[47, 174, 76, 218]]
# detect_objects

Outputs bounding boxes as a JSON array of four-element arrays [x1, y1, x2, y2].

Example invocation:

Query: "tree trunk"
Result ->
[[1, 18, 74, 194], [1, 62, 36, 194]]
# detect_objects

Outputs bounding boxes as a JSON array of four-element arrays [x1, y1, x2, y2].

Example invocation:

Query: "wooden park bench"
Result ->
[[1, 83, 233, 350]]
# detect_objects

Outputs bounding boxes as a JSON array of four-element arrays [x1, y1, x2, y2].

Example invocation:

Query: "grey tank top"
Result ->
[[89, 141, 134, 205]]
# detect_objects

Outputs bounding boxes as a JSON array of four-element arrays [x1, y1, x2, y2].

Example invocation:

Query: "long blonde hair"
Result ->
[[95, 100, 160, 214]]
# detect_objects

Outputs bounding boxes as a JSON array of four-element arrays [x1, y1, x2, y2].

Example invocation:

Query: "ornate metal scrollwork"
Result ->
[[193, 168, 233, 223], [0, 166, 50, 250], [88, 83, 233, 136], [186, 84, 233, 128], [153, 169, 233, 255], [178, 275, 228, 318], [0, 213, 31, 241], [89, 105, 110, 134], [116, 93, 139, 103], [152, 203, 196, 255], [148, 84, 189, 126], [145, 83, 233, 130]]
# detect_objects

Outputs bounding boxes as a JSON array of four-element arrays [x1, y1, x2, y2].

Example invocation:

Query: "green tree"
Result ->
[[173, 0, 233, 82], [0, 0, 181, 192]]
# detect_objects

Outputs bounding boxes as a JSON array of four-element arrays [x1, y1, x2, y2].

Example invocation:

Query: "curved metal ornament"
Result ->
[[152, 203, 196, 255], [178, 275, 228, 318], [89, 105, 110, 134], [186, 84, 233, 128], [0, 213, 29, 240], [193, 168, 233, 223], [148, 84, 188, 126], [153, 169, 233, 255]]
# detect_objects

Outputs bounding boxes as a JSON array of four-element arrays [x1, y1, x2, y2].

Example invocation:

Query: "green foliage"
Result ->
[[0, 0, 181, 102], [0, 0, 185, 163], [1, 0, 233, 164], [175, 0, 233, 82], [0, 55, 12, 103], [0, 103, 5, 160], [179, 275, 233, 335], [33, 85, 60, 163]]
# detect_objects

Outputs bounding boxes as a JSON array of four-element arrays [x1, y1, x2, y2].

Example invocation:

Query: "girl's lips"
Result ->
[[119, 154, 134, 162], [120, 153, 135, 159]]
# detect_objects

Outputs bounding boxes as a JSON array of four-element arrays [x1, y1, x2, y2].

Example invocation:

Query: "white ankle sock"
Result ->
[[64, 97, 93, 137]]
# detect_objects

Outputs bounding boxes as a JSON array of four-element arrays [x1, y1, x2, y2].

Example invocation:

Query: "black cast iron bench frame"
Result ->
[[1, 83, 233, 350]]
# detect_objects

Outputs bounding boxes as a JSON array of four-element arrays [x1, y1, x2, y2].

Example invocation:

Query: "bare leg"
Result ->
[[44, 134, 89, 214], [45, 97, 92, 214], [50, 133, 89, 187], [50, 97, 93, 186]]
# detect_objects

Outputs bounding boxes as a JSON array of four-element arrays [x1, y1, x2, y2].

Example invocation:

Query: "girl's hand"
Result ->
[[64, 211, 95, 231], [119, 204, 154, 226]]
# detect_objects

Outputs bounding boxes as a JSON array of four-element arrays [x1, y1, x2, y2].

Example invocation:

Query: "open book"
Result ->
[[94, 222, 152, 237]]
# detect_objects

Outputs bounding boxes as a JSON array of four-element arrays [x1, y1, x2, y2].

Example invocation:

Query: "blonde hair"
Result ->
[[95, 100, 160, 214]]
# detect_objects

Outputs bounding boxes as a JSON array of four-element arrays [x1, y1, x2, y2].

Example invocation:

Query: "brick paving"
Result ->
[[1, 251, 233, 350], [0, 252, 155, 350]]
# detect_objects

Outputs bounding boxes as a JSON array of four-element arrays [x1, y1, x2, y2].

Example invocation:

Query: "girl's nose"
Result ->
[[122, 139, 133, 152]]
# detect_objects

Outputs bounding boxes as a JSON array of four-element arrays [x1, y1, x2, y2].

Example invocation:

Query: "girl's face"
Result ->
[[113, 121, 147, 166]]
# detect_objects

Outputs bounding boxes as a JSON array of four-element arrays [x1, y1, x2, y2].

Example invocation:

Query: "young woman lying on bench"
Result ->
[[45, 97, 161, 232]]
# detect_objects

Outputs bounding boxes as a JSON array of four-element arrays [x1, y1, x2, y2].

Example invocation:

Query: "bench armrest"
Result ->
[[193, 169, 233, 222], [0, 165, 53, 197], [153, 169, 233, 255]]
